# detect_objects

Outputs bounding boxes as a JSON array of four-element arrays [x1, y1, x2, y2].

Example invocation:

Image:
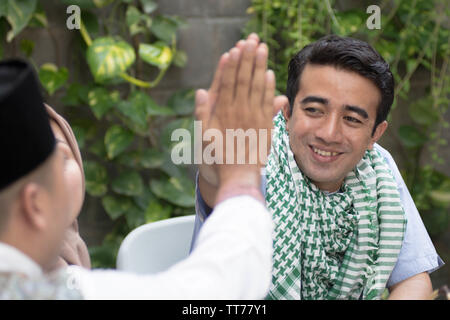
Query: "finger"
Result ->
[[247, 33, 260, 43], [235, 39, 258, 103], [273, 95, 289, 117], [262, 70, 276, 118], [237, 33, 260, 50], [194, 89, 210, 122], [249, 43, 268, 109], [236, 39, 245, 50], [209, 52, 229, 100], [217, 47, 241, 109], [258, 70, 276, 167]]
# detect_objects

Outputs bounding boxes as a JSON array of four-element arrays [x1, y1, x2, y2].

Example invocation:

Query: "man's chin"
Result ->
[[303, 171, 345, 192]]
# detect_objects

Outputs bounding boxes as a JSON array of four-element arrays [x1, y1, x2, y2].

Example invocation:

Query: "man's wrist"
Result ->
[[215, 166, 263, 205]]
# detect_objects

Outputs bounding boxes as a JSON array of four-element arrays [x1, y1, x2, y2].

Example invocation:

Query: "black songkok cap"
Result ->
[[0, 59, 55, 191]]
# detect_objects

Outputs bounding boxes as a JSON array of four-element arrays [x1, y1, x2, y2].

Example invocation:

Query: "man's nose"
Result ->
[[315, 114, 343, 144]]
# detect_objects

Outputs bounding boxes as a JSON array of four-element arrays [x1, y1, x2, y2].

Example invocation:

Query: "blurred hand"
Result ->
[[195, 34, 288, 203]]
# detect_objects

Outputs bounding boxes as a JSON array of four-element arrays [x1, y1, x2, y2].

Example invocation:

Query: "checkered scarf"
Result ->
[[265, 112, 406, 300]]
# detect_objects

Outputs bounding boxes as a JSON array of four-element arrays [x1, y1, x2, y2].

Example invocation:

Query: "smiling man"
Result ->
[[193, 35, 444, 300]]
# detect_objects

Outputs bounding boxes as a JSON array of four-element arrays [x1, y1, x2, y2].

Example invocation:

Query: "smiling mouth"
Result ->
[[311, 146, 341, 157]]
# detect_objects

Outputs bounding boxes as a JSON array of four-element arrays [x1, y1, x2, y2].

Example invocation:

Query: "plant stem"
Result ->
[[120, 72, 151, 87], [119, 66, 168, 89], [395, 13, 443, 95], [80, 19, 92, 47], [324, 0, 340, 29]]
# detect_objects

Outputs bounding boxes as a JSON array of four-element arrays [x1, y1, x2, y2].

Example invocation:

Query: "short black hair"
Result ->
[[286, 35, 394, 135]]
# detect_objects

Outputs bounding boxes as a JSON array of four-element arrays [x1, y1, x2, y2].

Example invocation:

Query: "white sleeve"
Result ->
[[68, 195, 273, 300]]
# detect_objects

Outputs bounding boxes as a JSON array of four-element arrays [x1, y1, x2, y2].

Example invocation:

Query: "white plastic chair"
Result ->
[[116, 215, 195, 274]]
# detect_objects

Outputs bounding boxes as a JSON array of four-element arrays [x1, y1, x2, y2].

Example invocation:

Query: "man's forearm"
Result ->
[[70, 195, 273, 299], [388, 272, 433, 300], [198, 173, 219, 208]]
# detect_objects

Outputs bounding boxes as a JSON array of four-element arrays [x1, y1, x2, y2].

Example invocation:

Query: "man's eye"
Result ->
[[304, 107, 321, 114], [344, 116, 362, 124]]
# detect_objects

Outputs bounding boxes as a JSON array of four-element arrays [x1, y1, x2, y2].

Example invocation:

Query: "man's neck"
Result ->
[[313, 180, 343, 193]]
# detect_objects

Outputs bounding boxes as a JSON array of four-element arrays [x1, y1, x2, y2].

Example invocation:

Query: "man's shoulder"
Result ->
[[373, 143, 394, 162], [373, 143, 402, 179]]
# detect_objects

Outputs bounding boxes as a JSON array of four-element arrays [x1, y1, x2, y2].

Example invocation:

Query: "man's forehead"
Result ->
[[296, 64, 381, 116]]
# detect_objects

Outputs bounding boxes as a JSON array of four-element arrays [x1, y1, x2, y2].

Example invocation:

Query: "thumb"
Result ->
[[273, 95, 289, 117], [195, 89, 210, 122]]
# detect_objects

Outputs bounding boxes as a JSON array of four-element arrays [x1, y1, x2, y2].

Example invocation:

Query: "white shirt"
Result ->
[[0, 243, 43, 278], [64, 195, 273, 299]]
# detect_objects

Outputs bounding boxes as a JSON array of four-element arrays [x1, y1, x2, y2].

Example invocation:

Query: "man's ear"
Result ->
[[20, 183, 47, 231], [282, 102, 291, 125], [368, 120, 388, 150]]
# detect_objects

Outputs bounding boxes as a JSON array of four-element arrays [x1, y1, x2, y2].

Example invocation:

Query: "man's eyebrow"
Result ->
[[300, 96, 329, 105], [345, 105, 369, 119]]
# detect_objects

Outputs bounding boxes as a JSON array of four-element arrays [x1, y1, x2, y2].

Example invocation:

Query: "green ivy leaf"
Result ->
[[116, 149, 164, 169], [144, 200, 172, 223], [409, 97, 439, 126], [69, 118, 98, 141], [28, 2, 47, 28], [84, 160, 108, 196], [2, 0, 37, 42], [133, 185, 156, 211], [82, 10, 100, 38], [167, 89, 195, 115], [111, 171, 144, 196], [86, 37, 135, 83], [150, 175, 195, 207], [62, 83, 91, 106], [140, 149, 165, 168], [173, 50, 187, 68], [116, 91, 149, 133], [101, 195, 133, 220], [146, 101, 174, 116], [38, 63, 68, 96], [0, 2, 8, 16], [87, 87, 119, 119], [88, 233, 122, 269], [116, 150, 143, 168], [88, 139, 107, 159], [93, 0, 114, 8], [429, 190, 450, 207], [160, 154, 185, 179], [70, 125, 86, 149], [398, 125, 427, 148], [333, 11, 363, 37], [104, 125, 134, 159], [128, 90, 174, 116], [139, 42, 173, 69], [140, 0, 157, 14], [126, 5, 141, 27], [19, 39, 34, 57], [160, 117, 194, 151], [125, 203, 146, 229], [150, 15, 178, 44], [61, 0, 96, 9]]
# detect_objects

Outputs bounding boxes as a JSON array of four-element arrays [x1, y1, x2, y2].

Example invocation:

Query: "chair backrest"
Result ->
[[116, 215, 195, 274]]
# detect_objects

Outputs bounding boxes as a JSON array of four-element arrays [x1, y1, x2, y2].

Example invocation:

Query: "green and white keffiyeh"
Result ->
[[265, 112, 406, 300]]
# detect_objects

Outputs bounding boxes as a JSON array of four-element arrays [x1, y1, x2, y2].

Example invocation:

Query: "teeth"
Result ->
[[313, 147, 338, 157]]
